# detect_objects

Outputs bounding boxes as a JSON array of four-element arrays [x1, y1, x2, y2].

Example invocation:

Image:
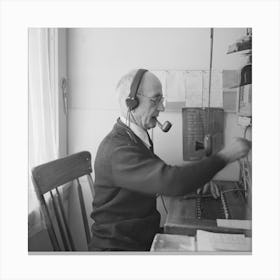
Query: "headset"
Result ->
[[125, 68, 172, 132], [125, 69, 148, 111]]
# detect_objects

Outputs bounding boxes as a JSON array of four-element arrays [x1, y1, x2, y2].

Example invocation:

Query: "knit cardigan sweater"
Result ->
[[89, 118, 227, 251]]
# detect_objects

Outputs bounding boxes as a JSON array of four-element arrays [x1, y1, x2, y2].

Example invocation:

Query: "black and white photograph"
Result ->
[[28, 28, 252, 253], [1, 1, 280, 280]]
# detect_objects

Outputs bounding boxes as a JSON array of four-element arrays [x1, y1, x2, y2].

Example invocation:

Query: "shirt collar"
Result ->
[[120, 116, 151, 149]]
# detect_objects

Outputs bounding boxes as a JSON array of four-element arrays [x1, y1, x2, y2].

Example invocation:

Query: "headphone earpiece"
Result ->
[[125, 97, 139, 111], [126, 69, 148, 111]]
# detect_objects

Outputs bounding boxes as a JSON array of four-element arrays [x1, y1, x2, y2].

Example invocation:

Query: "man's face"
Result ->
[[133, 72, 165, 130]]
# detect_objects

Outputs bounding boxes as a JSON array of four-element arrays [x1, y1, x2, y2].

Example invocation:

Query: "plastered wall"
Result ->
[[67, 28, 249, 246]]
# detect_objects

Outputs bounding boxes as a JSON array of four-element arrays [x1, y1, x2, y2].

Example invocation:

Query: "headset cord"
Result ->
[[128, 110, 132, 127], [126, 109, 129, 126]]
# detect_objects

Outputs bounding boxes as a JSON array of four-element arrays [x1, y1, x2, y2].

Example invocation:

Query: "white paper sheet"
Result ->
[[196, 230, 251, 252], [150, 233, 196, 252], [216, 219, 252, 230], [151, 69, 223, 108], [202, 70, 223, 107], [185, 70, 203, 107], [166, 70, 186, 102]]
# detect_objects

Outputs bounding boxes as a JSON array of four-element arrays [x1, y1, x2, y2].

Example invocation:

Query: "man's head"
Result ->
[[116, 69, 165, 130]]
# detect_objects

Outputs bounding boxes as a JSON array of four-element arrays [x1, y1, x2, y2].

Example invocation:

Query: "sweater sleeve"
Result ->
[[111, 144, 227, 196]]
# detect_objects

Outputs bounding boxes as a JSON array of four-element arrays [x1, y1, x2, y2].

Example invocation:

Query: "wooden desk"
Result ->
[[164, 180, 252, 237]]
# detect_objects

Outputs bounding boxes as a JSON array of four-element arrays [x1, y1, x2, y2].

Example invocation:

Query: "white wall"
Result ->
[[67, 28, 249, 245], [67, 27, 247, 172]]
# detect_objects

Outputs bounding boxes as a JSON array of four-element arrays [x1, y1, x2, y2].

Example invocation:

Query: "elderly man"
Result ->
[[89, 69, 251, 251]]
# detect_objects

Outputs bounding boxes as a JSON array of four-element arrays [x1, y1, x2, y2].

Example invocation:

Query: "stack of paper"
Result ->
[[196, 230, 251, 252], [216, 219, 252, 230], [150, 234, 196, 252]]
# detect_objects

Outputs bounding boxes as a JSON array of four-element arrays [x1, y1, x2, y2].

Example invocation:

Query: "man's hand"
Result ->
[[197, 181, 220, 199], [217, 137, 251, 164]]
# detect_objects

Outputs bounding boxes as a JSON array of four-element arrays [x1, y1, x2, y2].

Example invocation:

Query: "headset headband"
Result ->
[[129, 69, 148, 99], [125, 69, 148, 111]]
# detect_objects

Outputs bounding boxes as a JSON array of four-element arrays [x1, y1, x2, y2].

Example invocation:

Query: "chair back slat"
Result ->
[[32, 151, 92, 195], [50, 191, 70, 251], [77, 178, 91, 244], [87, 174, 95, 199], [31, 175, 61, 251], [55, 187, 76, 251]]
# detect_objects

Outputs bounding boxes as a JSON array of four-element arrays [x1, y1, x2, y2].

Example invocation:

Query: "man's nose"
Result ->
[[158, 101, 165, 112]]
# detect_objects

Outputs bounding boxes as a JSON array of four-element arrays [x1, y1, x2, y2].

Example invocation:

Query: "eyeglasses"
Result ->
[[137, 93, 165, 107]]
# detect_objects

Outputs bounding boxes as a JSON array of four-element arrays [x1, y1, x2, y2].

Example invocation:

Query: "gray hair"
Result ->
[[116, 69, 139, 117]]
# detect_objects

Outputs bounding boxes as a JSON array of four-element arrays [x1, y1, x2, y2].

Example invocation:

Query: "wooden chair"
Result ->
[[31, 151, 94, 251]]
